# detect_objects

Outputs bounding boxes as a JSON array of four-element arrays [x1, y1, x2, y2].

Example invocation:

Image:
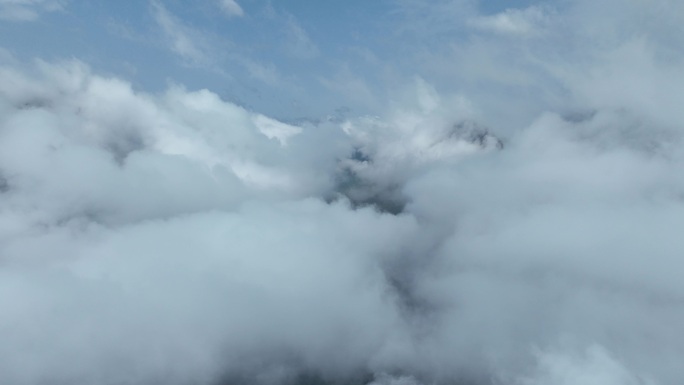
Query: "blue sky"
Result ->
[[0, 0, 549, 121]]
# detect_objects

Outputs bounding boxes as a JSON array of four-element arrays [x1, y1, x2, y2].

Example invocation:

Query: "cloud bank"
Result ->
[[1, 1, 684, 385]]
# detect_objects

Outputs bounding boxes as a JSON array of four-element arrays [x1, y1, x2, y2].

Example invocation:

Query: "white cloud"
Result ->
[[3, 49, 684, 383], [253, 115, 302, 146], [217, 0, 244, 17], [3, 1, 684, 384], [515, 346, 657, 385]]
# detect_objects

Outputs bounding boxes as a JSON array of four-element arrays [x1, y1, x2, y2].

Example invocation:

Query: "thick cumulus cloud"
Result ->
[[2, 1, 684, 385], [0, 60, 409, 385]]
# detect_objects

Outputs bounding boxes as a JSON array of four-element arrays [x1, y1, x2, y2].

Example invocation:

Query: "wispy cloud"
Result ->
[[319, 66, 379, 111], [0, 47, 16, 63], [217, 0, 244, 18], [0, 0, 66, 21], [241, 58, 282, 86], [149, 0, 290, 88], [150, 0, 213, 66], [283, 16, 319, 59], [468, 6, 550, 37], [390, 0, 475, 37]]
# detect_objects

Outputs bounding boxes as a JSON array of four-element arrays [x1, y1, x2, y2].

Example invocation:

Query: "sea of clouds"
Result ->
[[2, 1, 684, 385]]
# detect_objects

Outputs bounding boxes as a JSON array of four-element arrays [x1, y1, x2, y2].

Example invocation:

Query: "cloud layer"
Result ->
[[1, 1, 684, 385]]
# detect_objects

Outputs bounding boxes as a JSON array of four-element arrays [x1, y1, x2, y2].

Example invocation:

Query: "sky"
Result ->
[[1, 0, 553, 122], [1, 1, 684, 385]]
